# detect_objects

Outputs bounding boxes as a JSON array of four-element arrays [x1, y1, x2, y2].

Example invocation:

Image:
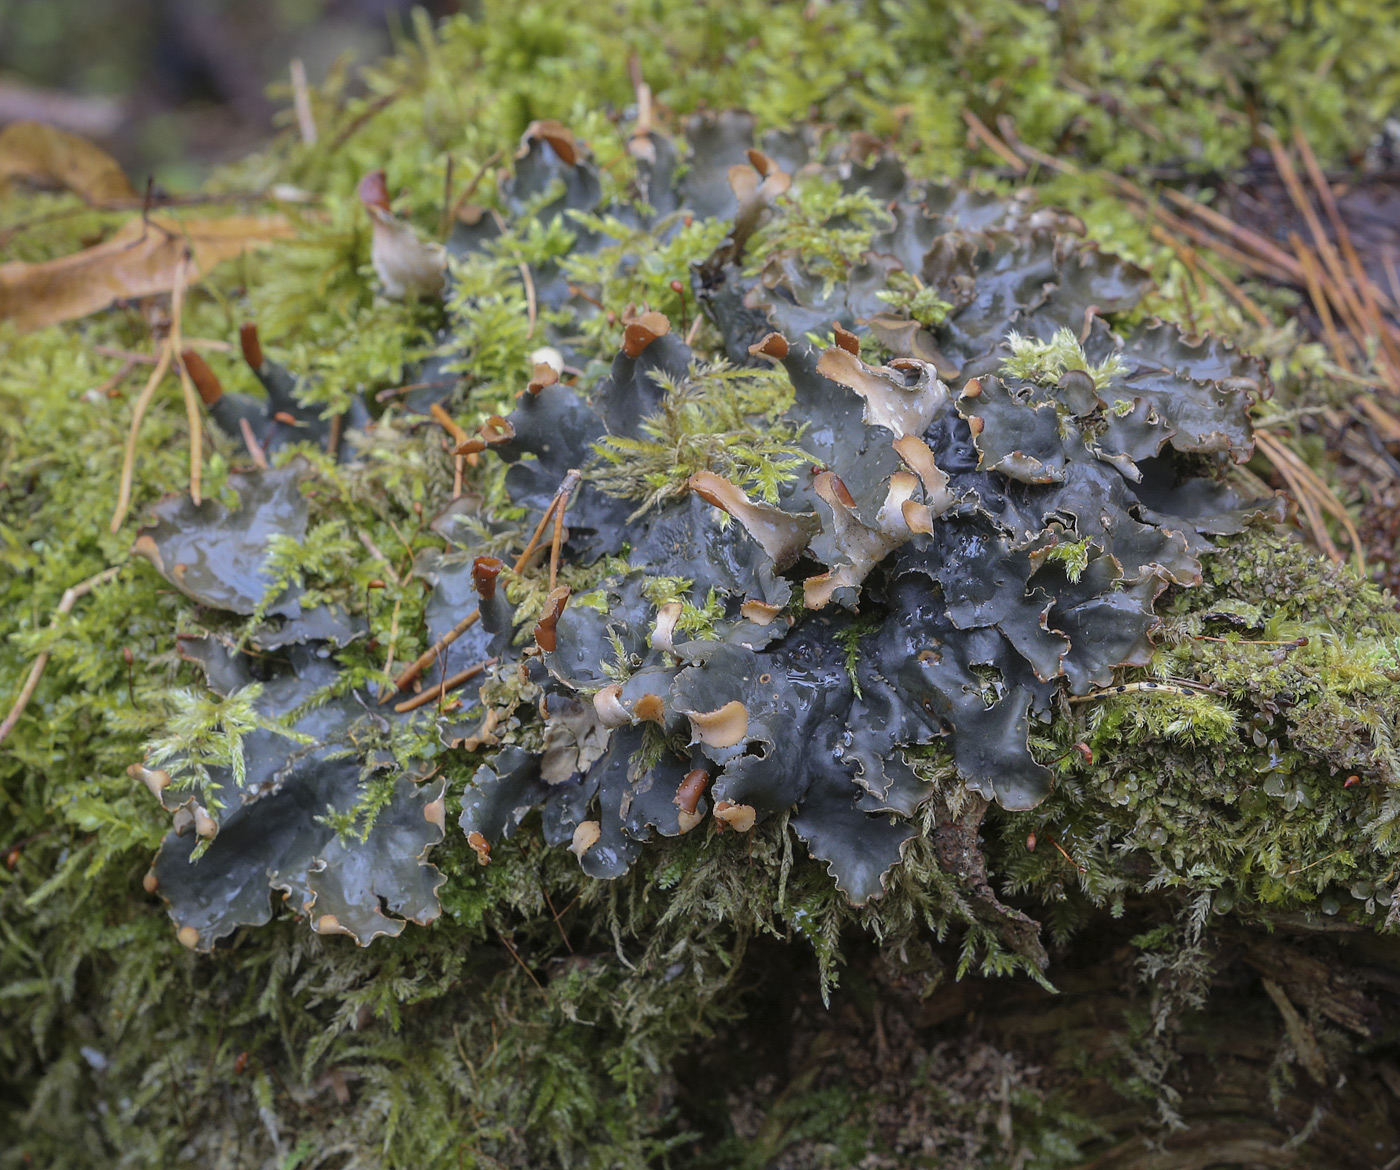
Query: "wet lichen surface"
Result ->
[[7, 6, 1400, 1167], [122, 114, 1296, 948]]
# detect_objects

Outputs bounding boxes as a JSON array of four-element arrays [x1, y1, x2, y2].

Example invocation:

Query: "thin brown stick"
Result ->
[[1288, 846, 1346, 876], [1261, 436, 1338, 562], [1046, 836, 1088, 875], [393, 656, 497, 714], [92, 339, 231, 364], [446, 149, 503, 231], [385, 472, 580, 698], [1355, 395, 1400, 443], [1258, 428, 1361, 530], [327, 89, 400, 152], [93, 357, 139, 399], [548, 493, 568, 591], [999, 116, 1079, 175], [110, 344, 174, 532], [437, 154, 455, 241], [507, 473, 581, 583], [492, 924, 543, 991], [92, 345, 160, 365], [373, 378, 462, 403], [386, 610, 482, 701], [541, 883, 574, 953], [0, 566, 123, 745], [1384, 246, 1400, 312], [356, 531, 402, 585], [429, 402, 470, 445], [960, 109, 1027, 174], [1, 196, 294, 249], [1011, 137, 1076, 175], [167, 258, 204, 505]]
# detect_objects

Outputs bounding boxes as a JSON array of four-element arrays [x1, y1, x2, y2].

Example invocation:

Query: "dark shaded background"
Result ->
[[0, 0, 462, 187]]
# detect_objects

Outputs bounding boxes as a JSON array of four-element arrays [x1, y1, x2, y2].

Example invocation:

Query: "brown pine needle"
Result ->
[[1288, 847, 1346, 876], [1290, 233, 1353, 372], [1113, 177, 1297, 284], [1263, 128, 1372, 349], [393, 656, 498, 714], [1355, 395, 1400, 443], [1255, 429, 1363, 570], [1262, 436, 1337, 562], [1000, 119, 1079, 175], [0, 566, 123, 746], [1158, 186, 1306, 285], [1046, 836, 1088, 874], [1291, 126, 1400, 386], [1195, 250, 1273, 330]]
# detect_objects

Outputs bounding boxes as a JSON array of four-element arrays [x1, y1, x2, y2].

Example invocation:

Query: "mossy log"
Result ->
[[5, 4, 1400, 1167]]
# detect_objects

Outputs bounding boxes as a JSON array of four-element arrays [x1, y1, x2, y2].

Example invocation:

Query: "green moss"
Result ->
[[590, 361, 805, 516], [1001, 327, 1129, 392]]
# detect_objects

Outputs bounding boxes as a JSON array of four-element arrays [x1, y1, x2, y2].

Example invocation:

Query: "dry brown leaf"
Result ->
[[0, 213, 294, 331], [0, 120, 135, 202]]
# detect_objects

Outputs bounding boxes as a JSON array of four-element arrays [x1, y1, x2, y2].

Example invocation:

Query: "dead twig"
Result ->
[[393, 656, 498, 714], [492, 924, 544, 991], [167, 257, 204, 505], [384, 470, 581, 698], [110, 344, 175, 533], [960, 109, 1027, 174]]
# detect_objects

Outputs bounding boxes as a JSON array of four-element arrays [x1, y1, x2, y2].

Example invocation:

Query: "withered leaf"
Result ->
[[0, 119, 135, 203], [0, 212, 294, 331]]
